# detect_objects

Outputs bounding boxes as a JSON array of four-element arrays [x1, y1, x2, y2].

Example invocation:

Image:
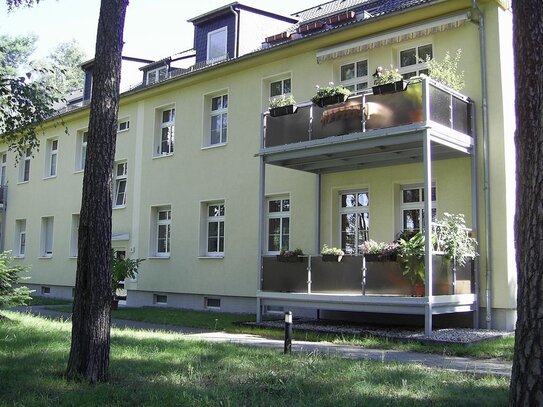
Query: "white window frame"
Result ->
[[154, 207, 171, 257], [207, 26, 228, 63], [155, 107, 175, 156], [339, 191, 370, 255], [269, 77, 292, 99], [70, 214, 79, 257], [0, 152, 7, 186], [18, 148, 31, 183], [117, 118, 130, 133], [266, 197, 290, 254], [40, 216, 54, 257], [15, 219, 26, 257], [76, 130, 88, 171], [46, 138, 59, 178], [398, 43, 433, 79], [146, 66, 167, 85], [340, 59, 369, 93], [206, 202, 225, 257], [207, 94, 228, 146], [400, 184, 437, 232], [114, 162, 127, 208]]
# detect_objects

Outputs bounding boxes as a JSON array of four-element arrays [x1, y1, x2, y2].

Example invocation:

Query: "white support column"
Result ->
[[423, 130, 434, 336], [256, 115, 267, 323]]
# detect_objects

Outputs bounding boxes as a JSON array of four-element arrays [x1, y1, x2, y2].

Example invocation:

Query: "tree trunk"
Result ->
[[66, 0, 128, 383], [510, 1, 543, 405]]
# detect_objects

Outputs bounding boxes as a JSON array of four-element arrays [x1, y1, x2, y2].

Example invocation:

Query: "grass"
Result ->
[[0, 311, 509, 406], [28, 297, 73, 306], [47, 305, 514, 361]]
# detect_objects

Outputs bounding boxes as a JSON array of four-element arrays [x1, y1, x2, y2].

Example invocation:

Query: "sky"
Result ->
[[0, 0, 322, 61]]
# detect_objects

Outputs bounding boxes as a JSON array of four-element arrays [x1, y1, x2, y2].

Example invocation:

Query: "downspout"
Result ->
[[471, 0, 492, 329], [230, 5, 240, 58]]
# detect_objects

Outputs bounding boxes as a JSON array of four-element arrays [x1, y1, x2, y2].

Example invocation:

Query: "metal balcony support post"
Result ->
[[307, 255, 312, 294], [470, 102, 480, 328], [256, 114, 266, 324], [423, 130, 434, 336], [309, 104, 313, 141], [362, 256, 367, 295]]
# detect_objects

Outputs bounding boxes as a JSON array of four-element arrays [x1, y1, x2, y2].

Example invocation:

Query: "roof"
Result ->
[[188, 2, 297, 24]]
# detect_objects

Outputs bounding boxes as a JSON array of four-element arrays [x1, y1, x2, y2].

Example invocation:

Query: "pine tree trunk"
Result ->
[[66, 0, 128, 383], [510, 0, 543, 404]]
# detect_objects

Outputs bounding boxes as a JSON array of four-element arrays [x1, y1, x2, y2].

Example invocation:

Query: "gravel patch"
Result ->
[[246, 318, 513, 344]]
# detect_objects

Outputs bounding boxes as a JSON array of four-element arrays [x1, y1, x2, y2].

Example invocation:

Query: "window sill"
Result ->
[[39, 255, 53, 259], [43, 175, 57, 180], [117, 129, 129, 134], [198, 255, 224, 259], [152, 153, 174, 160], [148, 255, 170, 259], [201, 142, 227, 151], [68, 256, 77, 259], [17, 180, 29, 185], [73, 169, 84, 174], [113, 205, 126, 210], [14, 255, 25, 259]]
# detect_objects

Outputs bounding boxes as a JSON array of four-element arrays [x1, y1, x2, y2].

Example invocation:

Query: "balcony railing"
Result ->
[[261, 255, 474, 296], [263, 78, 473, 149]]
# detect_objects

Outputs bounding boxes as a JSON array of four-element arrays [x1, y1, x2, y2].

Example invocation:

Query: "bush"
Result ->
[[0, 251, 32, 307]]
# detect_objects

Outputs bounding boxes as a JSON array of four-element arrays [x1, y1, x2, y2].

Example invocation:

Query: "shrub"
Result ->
[[0, 251, 32, 308]]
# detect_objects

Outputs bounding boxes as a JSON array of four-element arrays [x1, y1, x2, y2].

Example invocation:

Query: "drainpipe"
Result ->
[[471, 0, 492, 329], [230, 5, 239, 58]]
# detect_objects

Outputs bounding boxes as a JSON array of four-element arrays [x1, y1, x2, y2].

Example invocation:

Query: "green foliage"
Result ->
[[269, 94, 296, 108], [426, 49, 465, 91], [399, 232, 426, 285], [360, 240, 400, 256], [311, 83, 351, 103], [373, 66, 403, 85], [111, 251, 144, 297], [5, 0, 40, 11], [278, 247, 303, 258], [0, 34, 37, 76], [321, 244, 344, 256], [435, 212, 477, 267], [0, 251, 32, 307]]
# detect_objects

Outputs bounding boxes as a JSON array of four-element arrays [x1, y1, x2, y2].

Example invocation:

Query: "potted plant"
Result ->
[[276, 248, 304, 263], [321, 244, 344, 262], [425, 49, 465, 91], [311, 83, 351, 107], [372, 66, 406, 95], [269, 95, 297, 117], [111, 251, 145, 309], [399, 232, 426, 296], [360, 240, 400, 262], [435, 212, 477, 269]]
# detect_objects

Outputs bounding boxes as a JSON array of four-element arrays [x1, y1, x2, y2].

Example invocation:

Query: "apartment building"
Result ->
[[1, 0, 515, 332]]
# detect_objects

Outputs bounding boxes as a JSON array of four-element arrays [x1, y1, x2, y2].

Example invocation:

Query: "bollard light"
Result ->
[[284, 311, 293, 354]]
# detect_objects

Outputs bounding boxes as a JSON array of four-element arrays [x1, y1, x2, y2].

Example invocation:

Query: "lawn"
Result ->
[[0, 311, 509, 407], [49, 305, 514, 361]]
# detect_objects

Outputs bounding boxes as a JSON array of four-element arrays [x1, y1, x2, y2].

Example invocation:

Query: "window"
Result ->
[[146, 67, 167, 85], [15, 219, 26, 257], [154, 294, 168, 304], [209, 94, 228, 145], [152, 206, 171, 257], [270, 78, 291, 98], [18, 148, 31, 182], [267, 197, 290, 253], [46, 139, 59, 177], [340, 59, 369, 93], [41, 216, 54, 257], [339, 191, 370, 255], [76, 130, 88, 171], [400, 185, 437, 232], [399, 44, 433, 79], [207, 27, 227, 62], [205, 297, 221, 309], [0, 152, 7, 186], [155, 107, 175, 156], [206, 203, 225, 256], [117, 119, 130, 132], [114, 162, 127, 208], [41, 286, 51, 295], [70, 214, 79, 257]]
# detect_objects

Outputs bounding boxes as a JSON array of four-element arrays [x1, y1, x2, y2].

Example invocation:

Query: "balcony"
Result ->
[[0, 186, 7, 208], [259, 78, 474, 173]]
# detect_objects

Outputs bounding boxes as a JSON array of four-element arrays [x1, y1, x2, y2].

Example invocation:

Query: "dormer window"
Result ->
[[207, 27, 228, 62], [147, 67, 168, 85]]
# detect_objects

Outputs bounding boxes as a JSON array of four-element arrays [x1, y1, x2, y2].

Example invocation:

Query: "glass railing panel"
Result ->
[[364, 260, 412, 295], [365, 81, 423, 130], [452, 95, 470, 134], [261, 256, 308, 292], [311, 255, 363, 293], [429, 84, 452, 128], [311, 99, 364, 140], [264, 106, 311, 147]]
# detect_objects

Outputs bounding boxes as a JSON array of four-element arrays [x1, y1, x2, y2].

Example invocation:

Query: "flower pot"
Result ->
[[364, 253, 398, 262], [372, 80, 407, 95], [277, 255, 303, 263], [269, 104, 297, 117], [111, 298, 119, 310], [322, 254, 343, 262], [411, 283, 425, 297], [315, 94, 347, 108]]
